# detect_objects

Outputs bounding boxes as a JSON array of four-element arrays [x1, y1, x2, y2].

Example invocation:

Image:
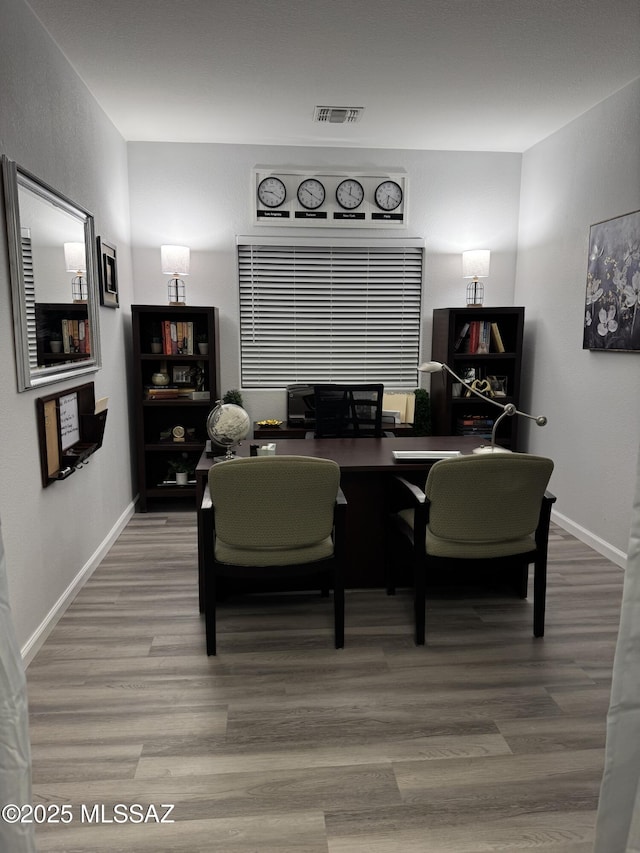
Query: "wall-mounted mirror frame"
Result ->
[[2, 155, 101, 391]]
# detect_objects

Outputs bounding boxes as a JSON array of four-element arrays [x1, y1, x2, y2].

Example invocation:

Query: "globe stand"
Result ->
[[206, 401, 250, 463]]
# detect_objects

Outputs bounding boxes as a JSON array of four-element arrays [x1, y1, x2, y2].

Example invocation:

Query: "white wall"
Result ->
[[0, 0, 135, 653], [516, 78, 640, 560], [127, 143, 522, 422]]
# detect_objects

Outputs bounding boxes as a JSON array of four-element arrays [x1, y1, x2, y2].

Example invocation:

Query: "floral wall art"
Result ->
[[584, 209, 640, 351]]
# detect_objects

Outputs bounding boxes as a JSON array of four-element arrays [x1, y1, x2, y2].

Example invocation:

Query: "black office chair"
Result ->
[[312, 384, 391, 437]]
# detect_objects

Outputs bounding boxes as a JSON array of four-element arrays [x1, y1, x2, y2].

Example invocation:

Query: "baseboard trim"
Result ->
[[552, 508, 627, 570], [21, 500, 137, 667]]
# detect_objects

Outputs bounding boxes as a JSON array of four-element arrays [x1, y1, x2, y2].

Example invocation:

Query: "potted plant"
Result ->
[[196, 333, 208, 355], [223, 388, 244, 407], [168, 457, 192, 486], [49, 330, 63, 353]]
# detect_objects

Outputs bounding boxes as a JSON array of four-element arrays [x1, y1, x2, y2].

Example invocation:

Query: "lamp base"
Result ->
[[168, 301, 186, 306]]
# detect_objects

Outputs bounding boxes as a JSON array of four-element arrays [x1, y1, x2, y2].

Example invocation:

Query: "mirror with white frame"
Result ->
[[2, 155, 101, 391]]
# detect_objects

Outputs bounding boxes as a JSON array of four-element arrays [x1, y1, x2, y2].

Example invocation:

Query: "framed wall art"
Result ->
[[97, 237, 119, 309], [583, 209, 640, 351]]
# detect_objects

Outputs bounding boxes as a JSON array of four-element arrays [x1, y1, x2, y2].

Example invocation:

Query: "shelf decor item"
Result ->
[[206, 401, 251, 461], [462, 249, 490, 307], [161, 244, 189, 305], [418, 360, 546, 452]]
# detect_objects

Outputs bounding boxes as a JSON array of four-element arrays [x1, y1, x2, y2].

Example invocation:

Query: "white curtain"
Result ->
[[594, 444, 640, 852], [0, 517, 35, 852]]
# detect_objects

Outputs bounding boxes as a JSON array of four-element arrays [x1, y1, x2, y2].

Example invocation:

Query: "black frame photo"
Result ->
[[583, 209, 640, 351], [97, 237, 119, 309]]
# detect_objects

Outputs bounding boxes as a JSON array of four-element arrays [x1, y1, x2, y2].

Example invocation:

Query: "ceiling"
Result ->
[[25, 0, 640, 153]]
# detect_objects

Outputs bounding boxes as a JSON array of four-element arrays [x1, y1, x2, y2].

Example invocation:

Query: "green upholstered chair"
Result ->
[[386, 453, 555, 644], [201, 455, 347, 655]]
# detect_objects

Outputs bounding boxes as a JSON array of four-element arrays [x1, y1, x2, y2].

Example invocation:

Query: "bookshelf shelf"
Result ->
[[132, 304, 220, 511], [430, 307, 525, 450]]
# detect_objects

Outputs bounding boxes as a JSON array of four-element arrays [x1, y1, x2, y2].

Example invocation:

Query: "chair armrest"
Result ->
[[383, 430, 395, 438], [201, 483, 215, 566], [333, 487, 348, 553], [387, 475, 426, 512], [387, 476, 428, 552], [201, 482, 212, 512]]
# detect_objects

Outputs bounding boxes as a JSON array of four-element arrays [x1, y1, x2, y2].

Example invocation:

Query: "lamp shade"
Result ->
[[462, 249, 490, 279], [417, 361, 444, 373], [64, 242, 86, 273], [161, 245, 190, 276]]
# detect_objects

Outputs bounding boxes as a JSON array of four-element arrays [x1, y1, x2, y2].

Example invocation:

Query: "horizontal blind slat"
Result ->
[[238, 242, 423, 388]]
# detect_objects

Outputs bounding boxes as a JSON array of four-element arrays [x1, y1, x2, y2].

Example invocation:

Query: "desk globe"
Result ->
[[206, 401, 250, 460]]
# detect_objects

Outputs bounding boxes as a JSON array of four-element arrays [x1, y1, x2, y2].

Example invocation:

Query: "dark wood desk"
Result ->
[[195, 436, 479, 607], [252, 422, 415, 439]]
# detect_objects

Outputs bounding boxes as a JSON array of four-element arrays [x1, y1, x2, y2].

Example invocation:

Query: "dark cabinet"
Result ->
[[132, 304, 220, 510], [430, 307, 524, 451]]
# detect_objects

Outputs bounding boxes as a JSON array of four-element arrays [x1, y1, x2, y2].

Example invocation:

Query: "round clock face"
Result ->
[[257, 176, 286, 208], [336, 179, 364, 210], [375, 180, 403, 211], [297, 178, 326, 210]]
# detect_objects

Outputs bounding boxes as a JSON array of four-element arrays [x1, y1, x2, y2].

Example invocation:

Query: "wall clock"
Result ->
[[374, 180, 403, 211], [297, 178, 326, 210], [257, 176, 286, 208], [336, 178, 364, 210]]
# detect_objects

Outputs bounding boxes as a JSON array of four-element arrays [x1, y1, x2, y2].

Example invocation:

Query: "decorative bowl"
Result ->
[[256, 419, 283, 427]]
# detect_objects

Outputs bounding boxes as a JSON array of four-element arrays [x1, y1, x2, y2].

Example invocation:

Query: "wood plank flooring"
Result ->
[[25, 511, 623, 852]]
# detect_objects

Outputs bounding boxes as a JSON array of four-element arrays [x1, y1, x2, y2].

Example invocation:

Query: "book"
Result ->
[[490, 322, 505, 352], [468, 321, 480, 354], [62, 319, 71, 353], [162, 320, 171, 354], [476, 320, 490, 354], [454, 322, 470, 351]]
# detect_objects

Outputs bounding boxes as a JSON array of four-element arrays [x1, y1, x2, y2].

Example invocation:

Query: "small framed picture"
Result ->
[[97, 237, 119, 308], [172, 365, 191, 385]]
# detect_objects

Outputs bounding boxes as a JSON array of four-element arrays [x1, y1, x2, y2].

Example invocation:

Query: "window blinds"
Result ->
[[238, 241, 423, 388]]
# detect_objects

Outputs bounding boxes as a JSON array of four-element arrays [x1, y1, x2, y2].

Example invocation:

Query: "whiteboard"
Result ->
[[59, 392, 80, 451]]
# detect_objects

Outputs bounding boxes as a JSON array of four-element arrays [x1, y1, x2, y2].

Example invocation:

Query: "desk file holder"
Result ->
[[36, 381, 108, 487]]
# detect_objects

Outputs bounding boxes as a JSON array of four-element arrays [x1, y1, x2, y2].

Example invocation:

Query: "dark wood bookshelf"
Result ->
[[430, 306, 525, 451], [131, 304, 220, 511]]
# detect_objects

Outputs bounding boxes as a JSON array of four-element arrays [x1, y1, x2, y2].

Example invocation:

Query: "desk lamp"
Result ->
[[462, 249, 490, 307], [64, 242, 87, 302], [418, 360, 547, 452], [161, 245, 189, 305]]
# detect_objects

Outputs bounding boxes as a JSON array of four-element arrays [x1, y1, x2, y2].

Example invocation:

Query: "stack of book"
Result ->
[[145, 385, 197, 400], [61, 318, 91, 353], [454, 320, 505, 354], [456, 415, 494, 438], [160, 320, 195, 355]]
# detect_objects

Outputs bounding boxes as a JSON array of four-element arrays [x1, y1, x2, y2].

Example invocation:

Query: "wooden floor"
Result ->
[[26, 511, 622, 852]]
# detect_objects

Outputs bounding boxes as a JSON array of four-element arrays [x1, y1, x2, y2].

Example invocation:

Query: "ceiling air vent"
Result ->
[[314, 106, 364, 124]]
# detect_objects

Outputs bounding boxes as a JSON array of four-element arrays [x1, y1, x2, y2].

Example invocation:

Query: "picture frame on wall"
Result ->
[[97, 237, 119, 309], [583, 209, 640, 351]]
